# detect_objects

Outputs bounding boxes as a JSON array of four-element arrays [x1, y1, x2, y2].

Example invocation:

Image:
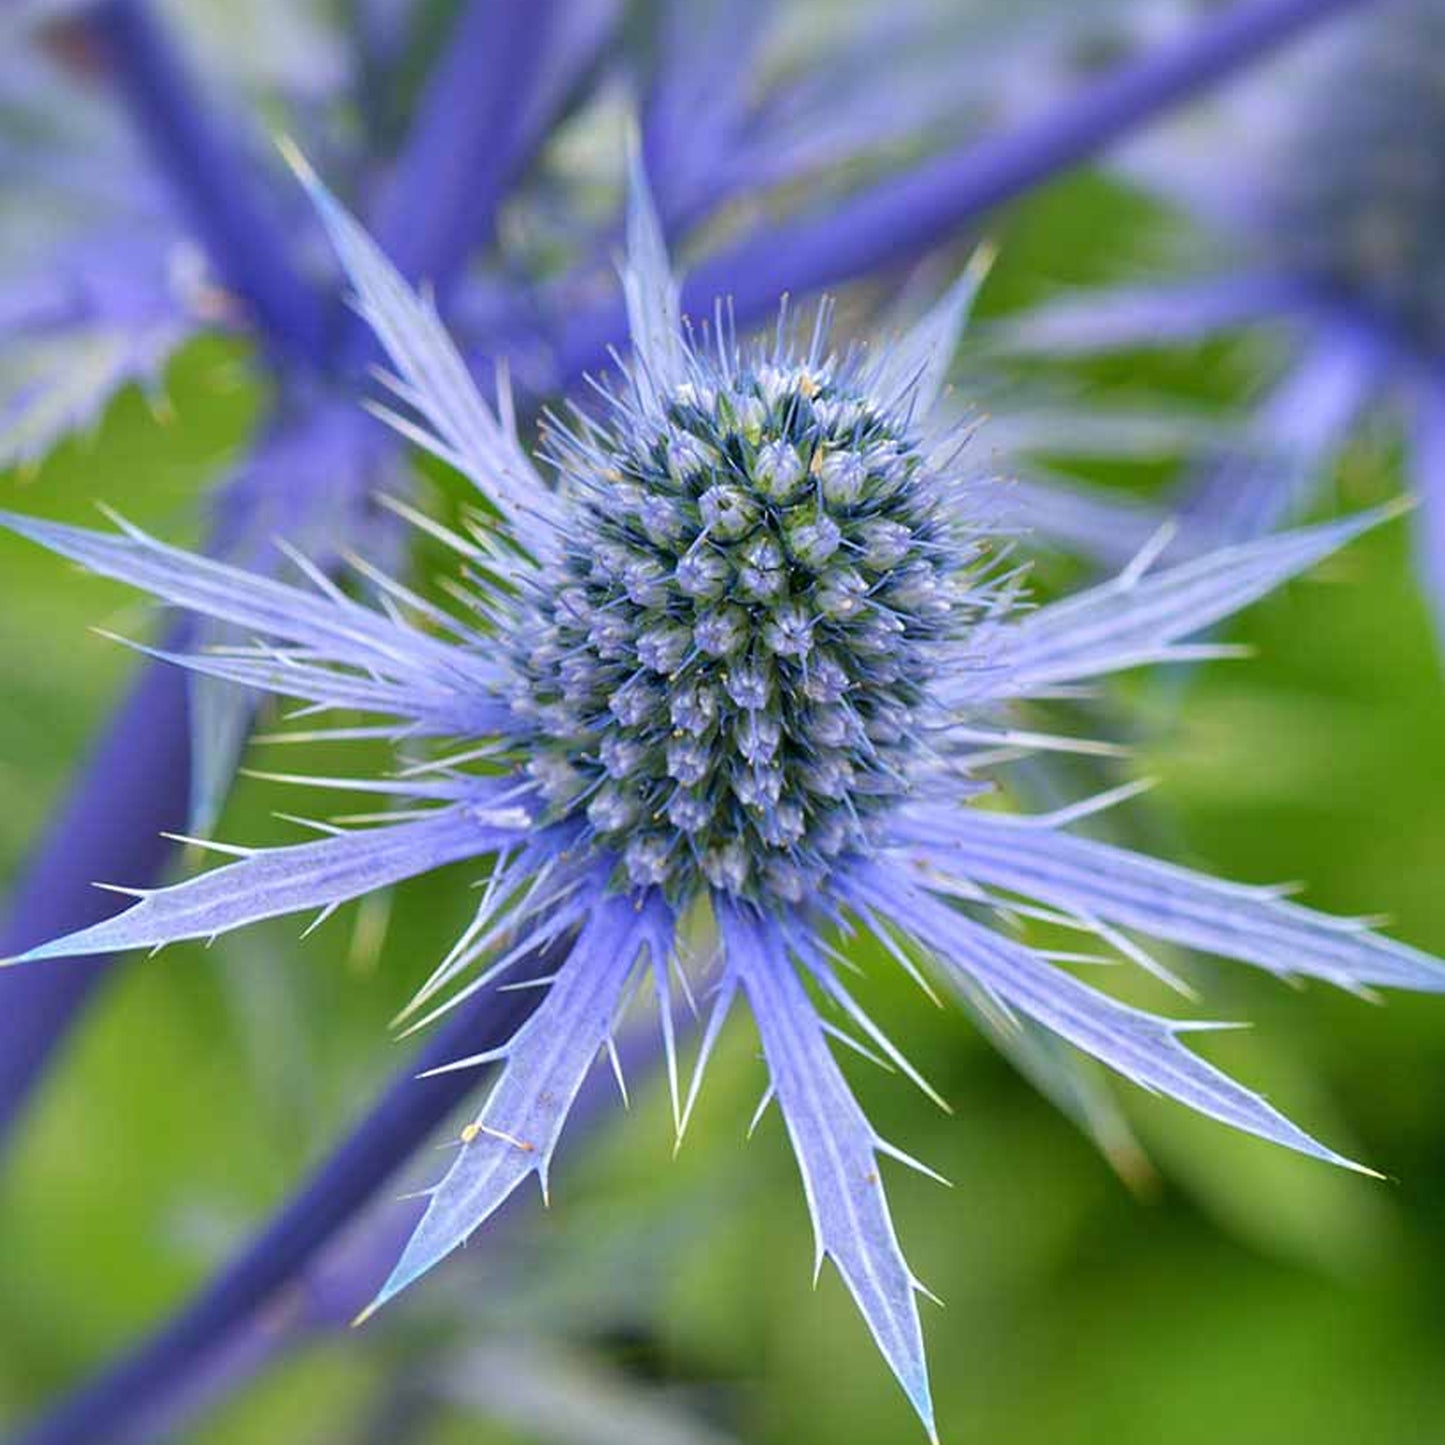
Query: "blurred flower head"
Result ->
[[1251, 0, 1445, 349], [999, 0, 1445, 641]]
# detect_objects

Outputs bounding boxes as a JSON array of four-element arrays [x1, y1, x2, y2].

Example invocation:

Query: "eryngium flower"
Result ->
[[518, 309, 974, 904], [1257, 0, 1445, 350], [7, 156, 1445, 1437], [998, 0, 1445, 638]]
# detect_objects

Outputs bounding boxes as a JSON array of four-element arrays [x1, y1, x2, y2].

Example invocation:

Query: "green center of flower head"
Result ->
[[509, 360, 957, 904], [1267, 0, 1445, 348]]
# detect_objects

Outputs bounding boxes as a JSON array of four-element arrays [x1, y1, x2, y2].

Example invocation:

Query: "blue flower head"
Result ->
[[6, 146, 1445, 1438], [0, 47, 201, 469], [1000, 0, 1445, 636], [514, 233, 991, 904], [1255, 0, 1445, 349]]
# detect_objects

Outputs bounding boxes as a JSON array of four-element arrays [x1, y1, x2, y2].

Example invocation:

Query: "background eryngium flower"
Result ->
[[998, 0, 1445, 647], [6, 159, 1444, 1438]]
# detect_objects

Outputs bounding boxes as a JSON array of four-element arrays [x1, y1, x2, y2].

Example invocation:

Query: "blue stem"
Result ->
[[368, 0, 562, 302], [640, 0, 768, 230], [85, 0, 327, 364], [0, 648, 190, 1145], [85, 1017, 663, 1444], [555, 0, 1373, 383], [6, 962, 550, 1445]]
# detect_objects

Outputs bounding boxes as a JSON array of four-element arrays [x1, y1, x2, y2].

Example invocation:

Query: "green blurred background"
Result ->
[[4, 171, 1445, 1445]]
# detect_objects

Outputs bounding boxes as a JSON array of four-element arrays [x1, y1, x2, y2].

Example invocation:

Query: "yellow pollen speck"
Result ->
[[460, 1123, 482, 1144], [798, 373, 818, 398]]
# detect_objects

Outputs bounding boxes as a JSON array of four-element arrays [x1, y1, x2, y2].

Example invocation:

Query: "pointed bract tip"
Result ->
[[903, 1373, 939, 1445], [621, 109, 644, 173], [0, 508, 48, 545], [87, 627, 134, 651], [275, 133, 315, 186], [1340, 1155, 1388, 1183], [1340, 497, 1413, 540], [363, 1256, 432, 1321], [965, 240, 999, 286], [2, 940, 63, 966], [623, 119, 654, 217]]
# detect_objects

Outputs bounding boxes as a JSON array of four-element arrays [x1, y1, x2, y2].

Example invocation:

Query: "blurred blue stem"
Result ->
[[85, 0, 328, 365], [6, 960, 550, 1445], [0, 639, 190, 1144], [97, 1013, 663, 1445], [556, 0, 1372, 381], [367, 0, 561, 301]]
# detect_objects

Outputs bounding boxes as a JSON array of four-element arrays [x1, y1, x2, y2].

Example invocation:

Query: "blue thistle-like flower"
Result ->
[[998, 0, 1445, 639], [6, 151, 1445, 1437], [1255, 1, 1445, 350], [0, 46, 204, 469], [512, 272, 987, 905]]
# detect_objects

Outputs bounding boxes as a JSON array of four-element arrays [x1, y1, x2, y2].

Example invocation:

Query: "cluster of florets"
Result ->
[[506, 355, 960, 904], [1264, 0, 1445, 348]]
